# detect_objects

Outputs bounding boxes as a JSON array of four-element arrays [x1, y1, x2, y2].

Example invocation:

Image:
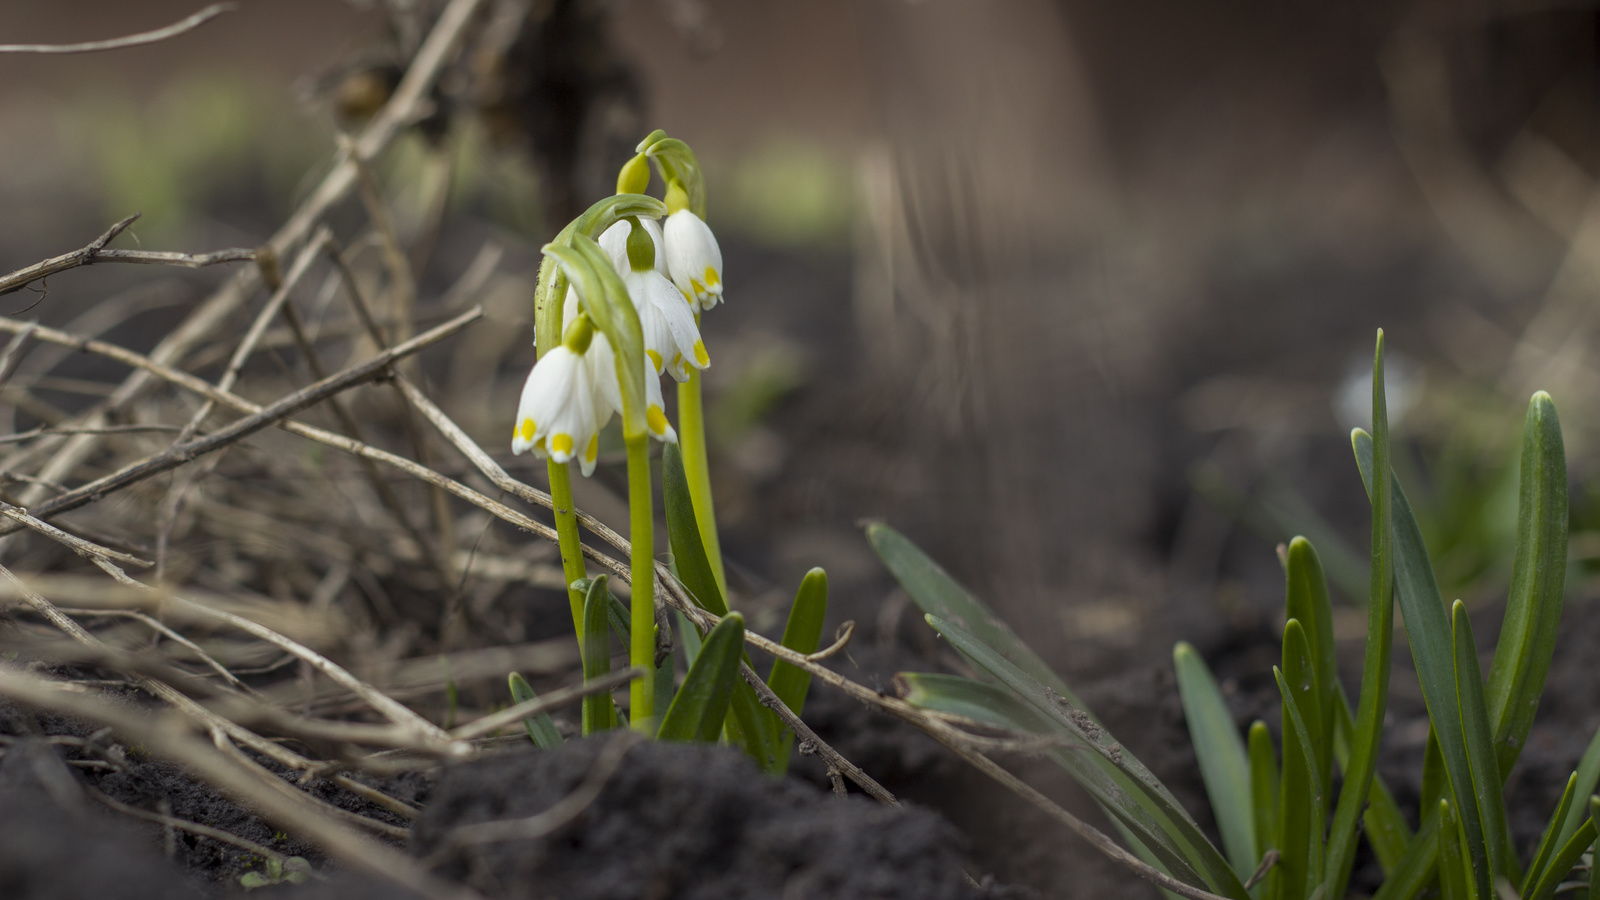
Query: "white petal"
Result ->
[[598, 217, 666, 276], [645, 370, 677, 443], [640, 271, 707, 382], [663, 210, 723, 306], [587, 331, 622, 421]]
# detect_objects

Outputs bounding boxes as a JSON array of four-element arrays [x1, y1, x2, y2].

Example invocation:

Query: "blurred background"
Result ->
[[1, 0, 1598, 892]]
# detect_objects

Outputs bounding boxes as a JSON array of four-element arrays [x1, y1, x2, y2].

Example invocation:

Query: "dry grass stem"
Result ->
[[0, 4, 237, 54]]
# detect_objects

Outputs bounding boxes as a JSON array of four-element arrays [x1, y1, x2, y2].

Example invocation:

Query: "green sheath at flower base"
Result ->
[[540, 238, 647, 439], [638, 132, 705, 218], [617, 153, 651, 195]]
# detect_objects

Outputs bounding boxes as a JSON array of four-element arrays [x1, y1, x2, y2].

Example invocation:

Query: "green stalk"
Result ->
[[677, 370, 726, 597], [625, 432, 656, 734], [547, 459, 588, 638]]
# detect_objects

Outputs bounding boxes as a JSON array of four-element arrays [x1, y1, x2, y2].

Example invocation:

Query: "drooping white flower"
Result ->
[[663, 209, 723, 312], [511, 344, 604, 476], [587, 329, 676, 443], [624, 268, 708, 382], [598, 217, 666, 277]]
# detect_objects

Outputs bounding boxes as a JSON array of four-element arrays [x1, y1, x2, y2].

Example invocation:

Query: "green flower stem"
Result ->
[[625, 432, 656, 733], [677, 370, 726, 597], [546, 459, 588, 639]]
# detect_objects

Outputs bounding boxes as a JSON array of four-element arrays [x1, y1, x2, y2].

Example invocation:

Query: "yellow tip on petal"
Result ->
[[689, 279, 705, 296], [646, 349, 663, 372], [518, 418, 537, 441], [551, 433, 575, 456], [585, 433, 599, 463], [693, 339, 709, 367], [704, 267, 720, 288], [647, 405, 670, 435]]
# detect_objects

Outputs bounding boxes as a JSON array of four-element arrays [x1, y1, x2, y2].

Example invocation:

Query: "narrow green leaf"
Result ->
[[1525, 800, 1599, 900], [580, 577, 616, 734], [1248, 720, 1278, 887], [927, 615, 1248, 898], [1451, 599, 1509, 894], [1554, 727, 1600, 870], [508, 672, 563, 748], [1485, 392, 1567, 779], [658, 613, 745, 743], [675, 611, 702, 666], [1437, 799, 1476, 900], [898, 670, 1211, 891], [1324, 330, 1397, 900], [1521, 773, 1577, 898], [767, 568, 828, 774], [662, 444, 780, 766], [867, 522, 1081, 705], [1354, 428, 1490, 900], [1174, 642, 1257, 881], [1284, 537, 1337, 794], [1369, 811, 1441, 900], [1275, 654, 1325, 900], [1331, 687, 1411, 870], [663, 443, 727, 616], [1108, 815, 1188, 900]]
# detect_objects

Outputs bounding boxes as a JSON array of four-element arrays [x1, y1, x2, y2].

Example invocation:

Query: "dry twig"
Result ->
[[0, 4, 237, 55]]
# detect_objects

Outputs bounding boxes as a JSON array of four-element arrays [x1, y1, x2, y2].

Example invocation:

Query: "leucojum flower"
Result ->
[[511, 235, 687, 473], [608, 215, 709, 382], [661, 180, 724, 312]]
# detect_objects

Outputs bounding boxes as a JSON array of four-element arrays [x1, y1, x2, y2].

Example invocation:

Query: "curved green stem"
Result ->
[[625, 433, 656, 733], [546, 459, 588, 640], [677, 371, 725, 597]]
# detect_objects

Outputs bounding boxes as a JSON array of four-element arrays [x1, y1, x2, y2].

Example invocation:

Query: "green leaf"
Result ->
[[1451, 599, 1509, 894], [1525, 798, 1599, 900], [581, 576, 616, 734], [658, 613, 746, 743], [1553, 727, 1600, 871], [508, 672, 563, 748], [675, 611, 702, 666], [1248, 720, 1278, 889], [1331, 686, 1411, 870], [1521, 773, 1577, 898], [767, 567, 828, 774], [1284, 538, 1337, 794], [1437, 799, 1476, 900], [1485, 392, 1567, 780], [662, 444, 780, 767], [898, 669, 1210, 891], [1325, 330, 1398, 900], [926, 614, 1248, 898], [663, 443, 728, 617], [867, 522, 1082, 706], [1354, 427, 1491, 900], [1276, 634, 1325, 900], [1174, 642, 1257, 881], [1369, 810, 1441, 900]]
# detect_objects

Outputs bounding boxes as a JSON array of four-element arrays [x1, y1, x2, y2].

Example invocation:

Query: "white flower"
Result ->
[[625, 268, 708, 382], [511, 345, 604, 477], [587, 330, 676, 443], [598, 217, 665, 277], [663, 209, 723, 311]]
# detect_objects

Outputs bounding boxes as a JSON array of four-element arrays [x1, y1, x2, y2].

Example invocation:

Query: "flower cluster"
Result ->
[[511, 200, 724, 474]]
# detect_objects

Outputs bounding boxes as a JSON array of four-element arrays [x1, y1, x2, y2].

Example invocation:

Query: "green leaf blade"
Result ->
[[1485, 391, 1568, 780], [1521, 773, 1577, 897], [767, 567, 828, 774], [580, 577, 616, 735], [1173, 642, 1257, 882], [1451, 599, 1509, 893], [508, 672, 563, 749], [658, 612, 746, 743]]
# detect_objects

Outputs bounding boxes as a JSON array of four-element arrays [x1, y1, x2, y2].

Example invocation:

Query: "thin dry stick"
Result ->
[[0, 424, 182, 445], [0, 501, 151, 568], [449, 666, 643, 741], [90, 558, 466, 755], [0, 308, 482, 533], [0, 666, 478, 900], [0, 565, 414, 834], [737, 663, 898, 805], [0, 215, 254, 297], [0, 322, 38, 390], [53, 607, 246, 691], [10, 0, 489, 509], [0, 3, 236, 54]]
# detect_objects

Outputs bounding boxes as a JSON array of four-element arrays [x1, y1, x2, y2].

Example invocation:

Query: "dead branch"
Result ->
[[0, 4, 236, 55], [0, 215, 256, 297]]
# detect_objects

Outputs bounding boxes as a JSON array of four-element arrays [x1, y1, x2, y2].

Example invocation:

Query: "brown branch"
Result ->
[[0, 215, 256, 297], [449, 667, 643, 741], [0, 4, 236, 54]]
